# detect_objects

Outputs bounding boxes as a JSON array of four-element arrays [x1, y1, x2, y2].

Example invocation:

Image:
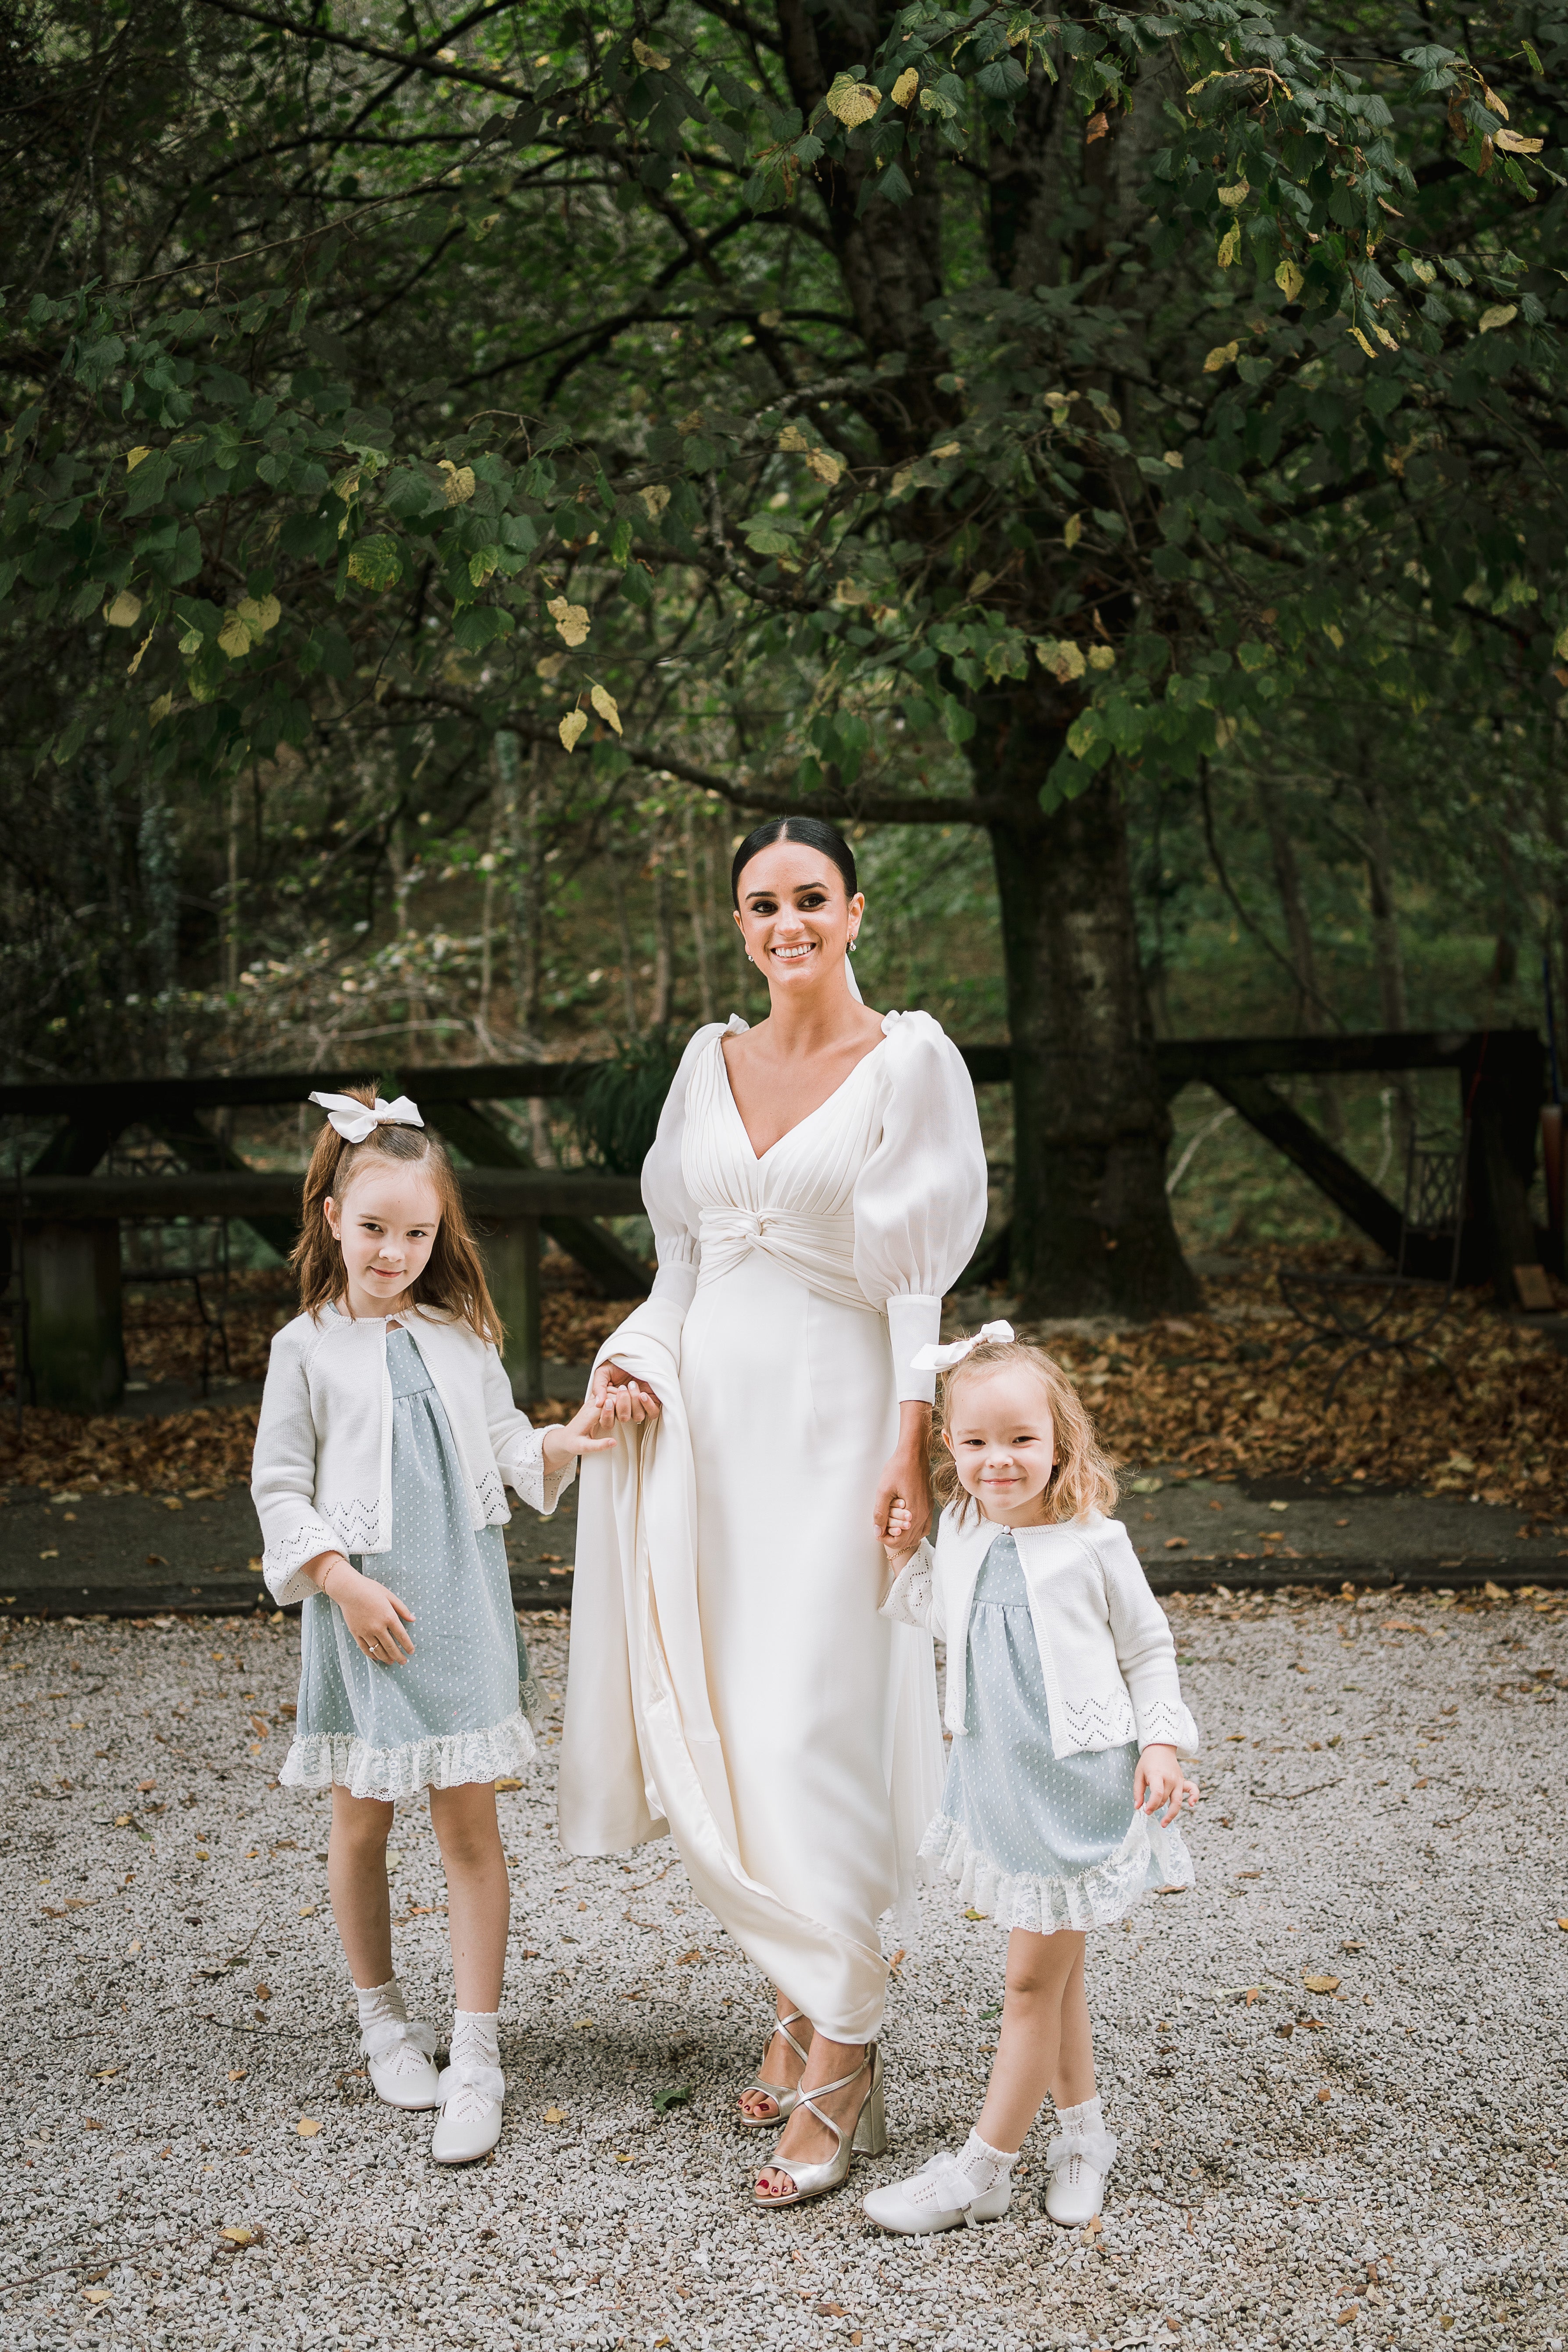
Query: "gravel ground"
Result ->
[[3, 1582, 1566, 2352]]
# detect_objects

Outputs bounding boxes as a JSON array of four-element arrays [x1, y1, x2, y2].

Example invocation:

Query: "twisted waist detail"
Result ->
[[694, 1205, 872, 1313]]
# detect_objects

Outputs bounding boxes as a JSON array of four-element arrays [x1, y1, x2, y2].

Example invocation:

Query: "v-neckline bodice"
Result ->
[[716, 1014, 893, 1162]]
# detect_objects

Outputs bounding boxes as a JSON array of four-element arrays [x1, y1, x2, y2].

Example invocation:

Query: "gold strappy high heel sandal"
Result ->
[[738, 2009, 812, 2128], [754, 2043, 886, 2208]]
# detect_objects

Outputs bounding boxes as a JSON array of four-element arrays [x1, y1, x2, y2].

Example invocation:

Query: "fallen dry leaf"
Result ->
[[296, 2117, 320, 2137], [1303, 1974, 1341, 1994], [543, 2106, 567, 2123]]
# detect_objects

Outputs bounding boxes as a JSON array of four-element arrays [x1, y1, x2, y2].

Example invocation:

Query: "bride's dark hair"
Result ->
[[730, 815, 857, 905]]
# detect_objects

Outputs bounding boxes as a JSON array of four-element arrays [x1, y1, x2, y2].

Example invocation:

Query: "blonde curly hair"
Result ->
[[933, 1335, 1120, 1526]]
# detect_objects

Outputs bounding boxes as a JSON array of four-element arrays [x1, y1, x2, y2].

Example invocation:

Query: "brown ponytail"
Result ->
[[290, 1083, 504, 1346]]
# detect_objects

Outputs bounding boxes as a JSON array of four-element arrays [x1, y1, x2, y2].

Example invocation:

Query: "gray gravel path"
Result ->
[[3, 1583, 1565, 2352]]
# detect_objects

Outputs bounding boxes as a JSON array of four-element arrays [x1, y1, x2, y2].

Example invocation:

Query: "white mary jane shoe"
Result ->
[[431, 2061, 505, 2165], [361, 2016, 441, 2111], [1043, 2128, 1118, 2227], [863, 2150, 1012, 2236]]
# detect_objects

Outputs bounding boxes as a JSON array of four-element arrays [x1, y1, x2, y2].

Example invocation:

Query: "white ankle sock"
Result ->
[[1055, 2094, 1104, 2138], [955, 2129, 1018, 2196], [450, 2009, 501, 2071], [354, 1977, 408, 2031]]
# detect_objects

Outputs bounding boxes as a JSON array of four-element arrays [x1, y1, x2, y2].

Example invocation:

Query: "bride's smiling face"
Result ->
[[732, 841, 864, 994]]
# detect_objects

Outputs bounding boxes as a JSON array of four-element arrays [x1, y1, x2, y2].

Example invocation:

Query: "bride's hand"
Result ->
[[588, 1357, 662, 1419], [872, 1407, 932, 1549]]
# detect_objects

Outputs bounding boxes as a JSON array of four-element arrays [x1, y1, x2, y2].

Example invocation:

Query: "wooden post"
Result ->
[[24, 1221, 125, 1412], [480, 1216, 542, 1404]]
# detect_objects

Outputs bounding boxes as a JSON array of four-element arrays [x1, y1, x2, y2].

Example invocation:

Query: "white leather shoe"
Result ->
[[431, 2061, 504, 2164], [361, 2016, 440, 2111], [1043, 2129, 1118, 2226], [863, 2150, 1013, 2236]]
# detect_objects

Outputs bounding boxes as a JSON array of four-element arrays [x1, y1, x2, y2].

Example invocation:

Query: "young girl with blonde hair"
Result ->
[[866, 1325, 1198, 2235], [252, 1085, 653, 2163]]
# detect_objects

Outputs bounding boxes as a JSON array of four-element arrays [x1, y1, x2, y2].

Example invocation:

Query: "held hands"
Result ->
[[1133, 1742, 1200, 1827], [314, 1553, 416, 1666], [880, 1497, 921, 1569], [542, 1367, 661, 1469]]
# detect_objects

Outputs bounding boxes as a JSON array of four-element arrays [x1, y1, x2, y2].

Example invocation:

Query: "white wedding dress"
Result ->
[[559, 1010, 987, 2040]]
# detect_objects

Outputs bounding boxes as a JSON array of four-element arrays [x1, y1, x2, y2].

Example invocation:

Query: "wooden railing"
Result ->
[[1, 1025, 1549, 1412]]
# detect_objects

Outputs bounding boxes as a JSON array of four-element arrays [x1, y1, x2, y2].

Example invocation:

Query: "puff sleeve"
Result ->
[[852, 1012, 988, 1402], [639, 1022, 724, 1317]]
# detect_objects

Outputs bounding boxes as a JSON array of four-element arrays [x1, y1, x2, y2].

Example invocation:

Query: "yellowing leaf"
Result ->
[[1347, 325, 1378, 358], [217, 614, 251, 659], [891, 67, 919, 107], [1275, 257, 1304, 301], [1303, 1973, 1341, 1994], [536, 651, 565, 680], [825, 75, 881, 129], [806, 447, 842, 485], [1479, 304, 1518, 332], [632, 37, 670, 68], [296, 2116, 321, 2137], [1323, 622, 1345, 649], [332, 465, 362, 504], [1495, 128, 1543, 154], [149, 692, 174, 726], [590, 682, 622, 735], [777, 424, 811, 452], [125, 446, 152, 472], [1217, 222, 1241, 268], [1204, 341, 1240, 372], [468, 547, 499, 588], [547, 595, 590, 647], [126, 626, 155, 677], [1481, 82, 1509, 121], [439, 459, 476, 505], [558, 709, 588, 753], [1217, 179, 1250, 207], [890, 465, 915, 497], [1035, 637, 1086, 682], [236, 593, 281, 636], [1063, 512, 1083, 548], [1085, 111, 1109, 144], [1554, 624, 1568, 660], [639, 483, 671, 520], [931, 440, 961, 460], [104, 590, 143, 629], [1088, 644, 1116, 671], [543, 2106, 568, 2123], [1163, 449, 1185, 468]]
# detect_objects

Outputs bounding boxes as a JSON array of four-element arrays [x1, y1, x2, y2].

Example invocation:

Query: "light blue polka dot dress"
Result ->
[[921, 1529, 1193, 1933], [280, 1326, 543, 1801]]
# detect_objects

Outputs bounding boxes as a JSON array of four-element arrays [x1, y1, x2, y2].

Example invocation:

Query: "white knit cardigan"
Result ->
[[881, 1506, 1200, 1760], [251, 1304, 573, 1606]]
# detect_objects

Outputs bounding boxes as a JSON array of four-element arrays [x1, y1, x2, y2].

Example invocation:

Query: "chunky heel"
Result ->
[[853, 2052, 887, 2157], [755, 2043, 884, 2207]]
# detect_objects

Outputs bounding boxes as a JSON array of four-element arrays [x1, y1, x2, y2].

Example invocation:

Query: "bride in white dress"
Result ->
[[559, 816, 987, 2204]]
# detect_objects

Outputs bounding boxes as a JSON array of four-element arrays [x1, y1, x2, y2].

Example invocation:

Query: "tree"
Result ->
[[4, 0, 1565, 1311]]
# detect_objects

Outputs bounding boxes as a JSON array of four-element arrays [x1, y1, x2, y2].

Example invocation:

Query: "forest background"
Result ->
[[4, 0, 1568, 1322]]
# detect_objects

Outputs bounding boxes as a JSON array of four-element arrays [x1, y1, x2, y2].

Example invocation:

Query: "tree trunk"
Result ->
[[975, 690, 1197, 1319], [1252, 768, 1344, 1147], [683, 805, 715, 1024], [1350, 763, 1416, 1139], [651, 833, 675, 1029]]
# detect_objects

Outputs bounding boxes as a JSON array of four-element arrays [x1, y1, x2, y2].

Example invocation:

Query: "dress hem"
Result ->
[[920, 1806, 1193, 1934], [280, 1706, 538, 1801]]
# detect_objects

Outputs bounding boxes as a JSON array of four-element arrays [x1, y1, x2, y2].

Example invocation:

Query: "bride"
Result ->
[[558, 814, 987, 2205]]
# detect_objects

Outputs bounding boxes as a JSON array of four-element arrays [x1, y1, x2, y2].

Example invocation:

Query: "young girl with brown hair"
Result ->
[[865, 1326, 1199, 2236], [252, 1085, 654, 2163]]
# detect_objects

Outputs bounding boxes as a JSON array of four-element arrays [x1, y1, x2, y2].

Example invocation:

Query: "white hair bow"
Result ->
[[910, 1319, 1015, 1373], [308, 1090, 425, 1144]]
